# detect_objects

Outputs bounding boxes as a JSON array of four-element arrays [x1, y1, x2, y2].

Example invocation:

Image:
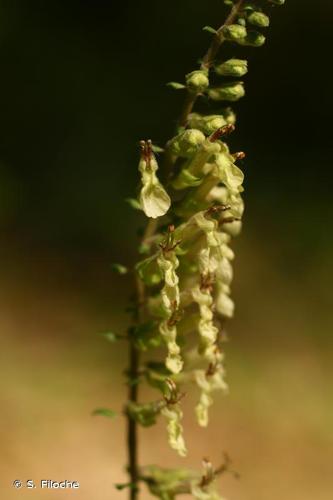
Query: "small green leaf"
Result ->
[[115, 482, 137, 491], [125, 198, 142, 210], [242, 4, 255, 11], [151, 144, 165, 153], [268, 0, 285, 5], [110, 263, 128, 275], [203, 25, 217, 35], [167, 82, 186, 90], [130, 321, 162, 351], [92, 408, 117, 418]]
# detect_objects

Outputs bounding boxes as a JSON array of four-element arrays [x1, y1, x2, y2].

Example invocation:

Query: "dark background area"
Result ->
[[0, 0, 331, 259], [0, 2, 332, 500]]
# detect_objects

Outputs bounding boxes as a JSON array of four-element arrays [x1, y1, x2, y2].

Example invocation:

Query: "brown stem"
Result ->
[[127, 219, 157, 500], [127, 337, 139, 500]]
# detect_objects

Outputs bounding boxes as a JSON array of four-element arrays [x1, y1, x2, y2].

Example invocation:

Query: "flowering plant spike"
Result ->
[[100, 1, 286, 498]]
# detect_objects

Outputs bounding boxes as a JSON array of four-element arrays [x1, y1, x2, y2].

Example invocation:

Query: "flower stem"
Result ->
[[127, 341, 139, 500], [127, 219, 157, 500]]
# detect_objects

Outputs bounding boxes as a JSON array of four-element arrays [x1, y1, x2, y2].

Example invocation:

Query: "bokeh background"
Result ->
[[0, 1, 332, 499]]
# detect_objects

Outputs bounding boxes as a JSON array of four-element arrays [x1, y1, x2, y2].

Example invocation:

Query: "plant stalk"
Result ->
[[127, 341, 139, 500], [127, 219, 157, 500]]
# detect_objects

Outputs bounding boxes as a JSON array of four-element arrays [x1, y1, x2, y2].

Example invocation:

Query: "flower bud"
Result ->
[[248, 11, 270, 28], [186, 70, 209, 93], [188, 113, 227, 135], [223, 107, 237, 125], [168, 129, 206, 158], [215, 58, 248, 77], [208, 82, 245, 102], [241, 30, 266, 47], [269, 0, 285, 4], [222, 24, 247, 43]]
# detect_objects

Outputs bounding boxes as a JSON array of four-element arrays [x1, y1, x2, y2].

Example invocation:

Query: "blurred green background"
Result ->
[[0, 1, 332, 499]]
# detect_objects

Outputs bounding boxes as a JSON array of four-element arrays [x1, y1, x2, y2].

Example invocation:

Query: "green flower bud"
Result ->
[[222, 24, 247, 42], [188, 113, 227, 135], [186, 70, 209, 93], [215, 58, 248, 77], [223, 107, 237, 125], [269, 0, 285, 4], [237, 17, 247, 27], [127, 401, 163, 427], [248, 11, 270, 28], [241, 30, 266, 47], [208, 82, 245, 102], [168, 129, 206, 158]]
